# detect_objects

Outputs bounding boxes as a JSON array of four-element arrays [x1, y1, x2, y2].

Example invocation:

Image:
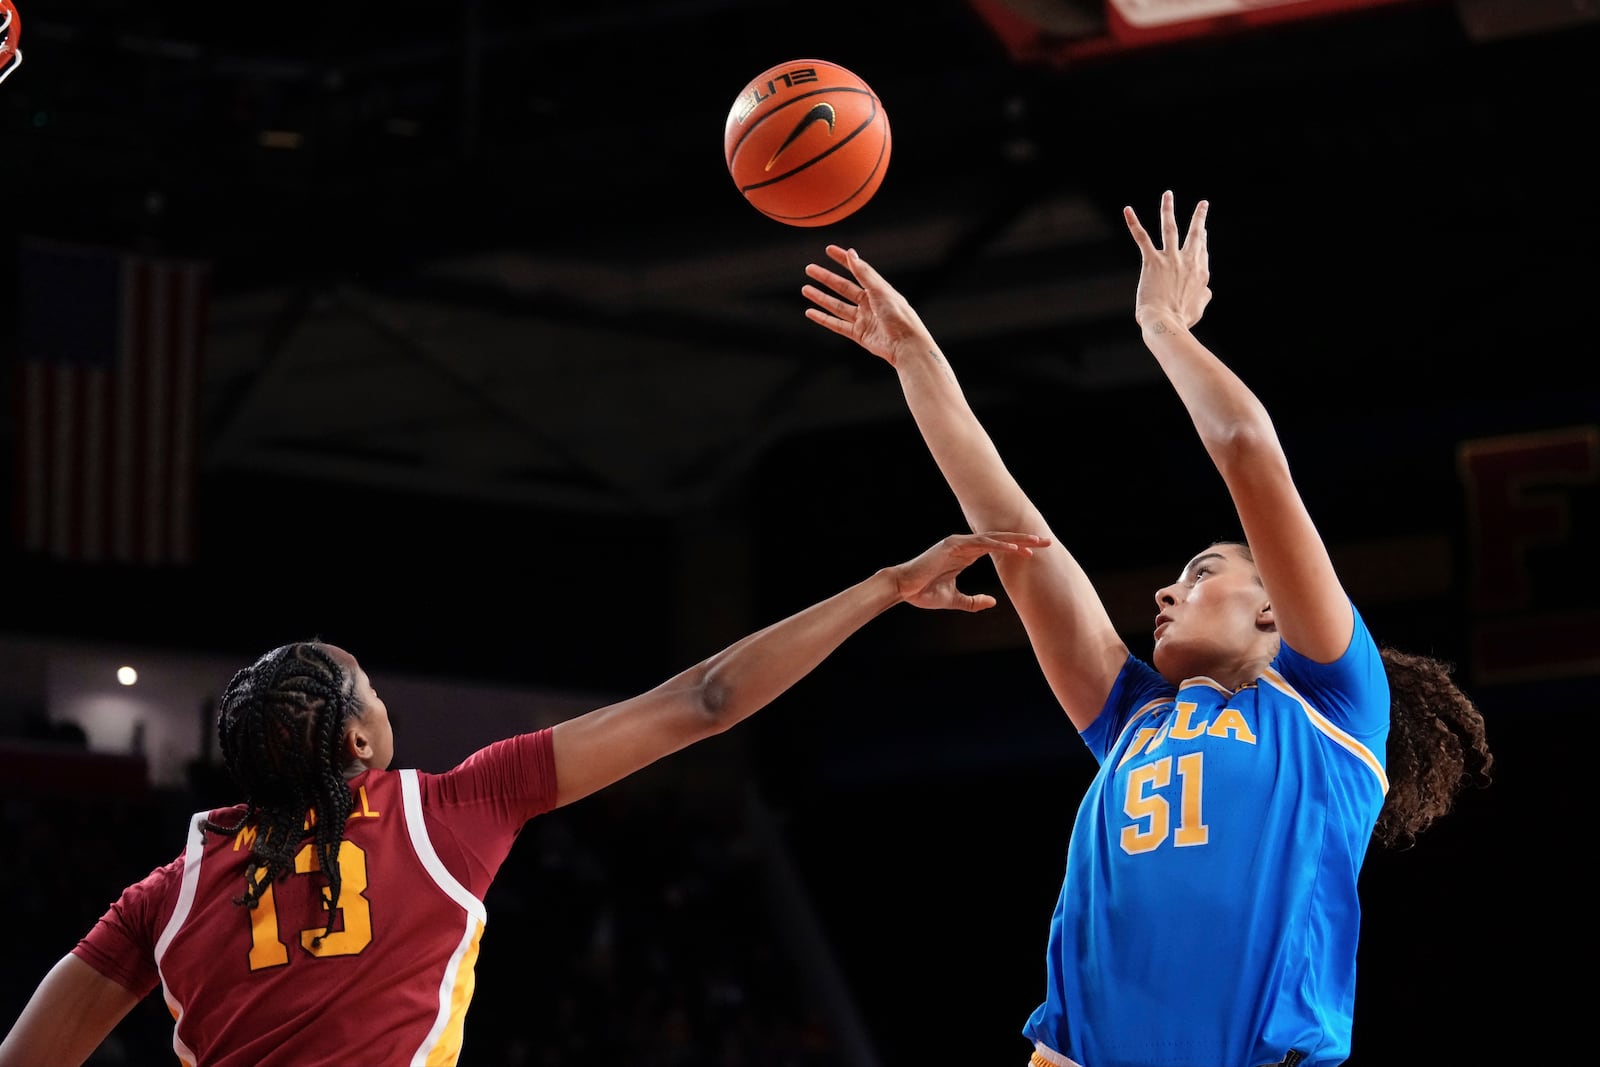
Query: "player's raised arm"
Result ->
[[803, 247, 1126, 730], [1123, 191, 1351, 661]]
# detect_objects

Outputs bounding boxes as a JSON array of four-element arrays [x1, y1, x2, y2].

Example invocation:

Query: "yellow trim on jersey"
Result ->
[[424, 920, 484, 1066], [1110, 678, 1387, 794]]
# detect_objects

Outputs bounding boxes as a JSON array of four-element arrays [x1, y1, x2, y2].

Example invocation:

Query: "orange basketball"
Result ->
[[723, 58, 891, 228]]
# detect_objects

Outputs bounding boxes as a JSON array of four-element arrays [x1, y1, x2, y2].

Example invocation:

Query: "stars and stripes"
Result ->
[[15, 241, 209, 565]]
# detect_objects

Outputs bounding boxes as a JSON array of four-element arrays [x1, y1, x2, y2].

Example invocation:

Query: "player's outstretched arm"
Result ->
[[803, 247, 1126, 729], [547, 531, 1049, 807]]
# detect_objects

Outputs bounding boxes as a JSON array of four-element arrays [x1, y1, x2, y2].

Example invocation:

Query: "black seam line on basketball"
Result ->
[[765, 103, 836, 172]]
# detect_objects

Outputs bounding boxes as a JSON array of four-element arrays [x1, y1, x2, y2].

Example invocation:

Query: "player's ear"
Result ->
[[343, 719, 374, 763], [1257, 602, 1277, 633]]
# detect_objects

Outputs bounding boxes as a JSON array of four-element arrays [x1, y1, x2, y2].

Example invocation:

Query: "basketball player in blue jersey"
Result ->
[[800, 191, 1492, 1067]]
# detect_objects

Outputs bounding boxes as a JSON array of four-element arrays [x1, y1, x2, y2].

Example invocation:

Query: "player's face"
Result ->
[[324, 644, 395, 772], [1150, 544, 1271, 684]]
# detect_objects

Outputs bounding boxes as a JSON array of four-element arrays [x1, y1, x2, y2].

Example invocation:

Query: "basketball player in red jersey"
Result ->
[[0, 530, 1048, 1067]]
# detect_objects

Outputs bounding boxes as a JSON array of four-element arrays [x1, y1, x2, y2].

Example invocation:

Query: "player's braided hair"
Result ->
[[1221, 542, 1494, 849], [1373, 647, 1493, 849], [200, 641, 357, 943]]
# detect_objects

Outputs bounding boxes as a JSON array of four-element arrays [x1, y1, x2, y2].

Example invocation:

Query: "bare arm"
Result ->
[[549, 530, 1048, 806], [1125, 191, 1352, 661], [0, 954, 142, 1067], [803, 249, 1126, 730]]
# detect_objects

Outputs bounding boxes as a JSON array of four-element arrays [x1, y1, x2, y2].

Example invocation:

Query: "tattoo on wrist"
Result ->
[[1150, 320, 1171, 336]]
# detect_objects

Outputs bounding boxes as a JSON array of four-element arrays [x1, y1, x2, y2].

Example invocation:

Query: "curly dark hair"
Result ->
[[200, 641, 358, 943], [1373, 647, 1494, 850]]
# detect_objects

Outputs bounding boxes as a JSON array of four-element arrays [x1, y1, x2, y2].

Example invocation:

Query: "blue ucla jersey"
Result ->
[[1024, 604, 1389, 1067]]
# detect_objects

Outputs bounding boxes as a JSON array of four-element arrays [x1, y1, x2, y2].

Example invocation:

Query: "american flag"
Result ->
[[15, 241, 209, 565]]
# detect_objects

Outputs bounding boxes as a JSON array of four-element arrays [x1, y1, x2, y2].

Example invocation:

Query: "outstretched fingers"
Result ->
[[1183, 199, 1209, 253], [802, 300, 855, 339], [947, 532, 1050, 612], [976, 531, 1052, 555], [1123, 204, 1155, 255], [1159, 189, 1180, 252], [803, 262, 859, 301], [802, 246, 886, 338], [897, 531, 1050, 612], [801, 278, 857, 315], [837, 245, 885, 286]]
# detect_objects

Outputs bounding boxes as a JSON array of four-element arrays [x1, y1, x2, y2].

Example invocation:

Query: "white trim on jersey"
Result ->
[[153, 811, 210, 1067], [399, 768, 488, 1066]]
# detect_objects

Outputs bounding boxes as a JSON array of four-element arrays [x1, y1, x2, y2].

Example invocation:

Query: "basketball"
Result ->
[[723, 58, 891, 228]]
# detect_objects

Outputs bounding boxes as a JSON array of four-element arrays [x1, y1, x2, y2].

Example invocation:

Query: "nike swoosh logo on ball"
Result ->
[[766, 102, 836, 171]]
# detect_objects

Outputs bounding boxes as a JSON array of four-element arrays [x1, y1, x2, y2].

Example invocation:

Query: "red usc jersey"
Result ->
[[73, 729, 557, 1067]]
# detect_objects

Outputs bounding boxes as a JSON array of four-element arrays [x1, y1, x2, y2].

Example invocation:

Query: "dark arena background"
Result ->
[[0, 1, 1591, 1063]]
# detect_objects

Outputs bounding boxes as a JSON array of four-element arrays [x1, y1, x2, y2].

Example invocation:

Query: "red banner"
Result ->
[[967, 0, 1443, 64]]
